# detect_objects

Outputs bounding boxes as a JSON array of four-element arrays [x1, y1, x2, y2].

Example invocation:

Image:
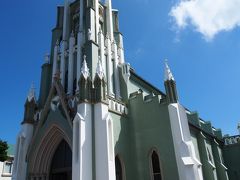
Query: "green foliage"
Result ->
[[0, 140, 8, 162]]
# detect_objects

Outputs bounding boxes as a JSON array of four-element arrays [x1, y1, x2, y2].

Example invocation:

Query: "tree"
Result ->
[[0, 140, 8, 162]]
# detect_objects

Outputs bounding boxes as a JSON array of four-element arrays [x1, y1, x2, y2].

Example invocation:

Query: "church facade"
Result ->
[[12, 0, 240, 180]]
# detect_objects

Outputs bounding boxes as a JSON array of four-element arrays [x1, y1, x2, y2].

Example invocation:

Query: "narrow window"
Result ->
[[151, 151, 162, 180], [3, 161, 13, 174], [115, 156, 123, 180]]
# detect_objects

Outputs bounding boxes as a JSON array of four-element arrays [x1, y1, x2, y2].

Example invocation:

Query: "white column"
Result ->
[[72, 103, 92, 180], [113, 40, 120, 98], [95, 0, 99, 43], [94, 103, 116, 180], [76, 32, 83, 92], [118, 34, 125, 64], [52, 41, 59, 81], [168, 103, 203, 180], [76, 0, 85, 92], [12, 136, 20, 180], [98, 29, 106, 76], [105, 0, 114, 40], [12, 124, 34, 180], [106, 35, 114, 95], [68, 32, 75, 95]]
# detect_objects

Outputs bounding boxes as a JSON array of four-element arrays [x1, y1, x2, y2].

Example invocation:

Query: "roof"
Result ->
[[7, 144, 15, 156]]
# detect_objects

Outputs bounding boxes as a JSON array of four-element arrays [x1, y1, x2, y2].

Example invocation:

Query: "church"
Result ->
[[12, 0, 240, 180]]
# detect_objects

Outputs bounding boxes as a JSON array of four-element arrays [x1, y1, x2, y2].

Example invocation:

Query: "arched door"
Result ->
[[50, 140, 72, 180]]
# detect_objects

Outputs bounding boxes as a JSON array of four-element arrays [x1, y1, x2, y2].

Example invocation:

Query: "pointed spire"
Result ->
[[164, 60, 175, 81], [27, 83, 36, 102], [96, 56, 104, 79], [81, 55, 89, 79]]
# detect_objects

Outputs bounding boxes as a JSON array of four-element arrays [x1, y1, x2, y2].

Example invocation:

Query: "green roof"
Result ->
[[7, 144, 15, 156]]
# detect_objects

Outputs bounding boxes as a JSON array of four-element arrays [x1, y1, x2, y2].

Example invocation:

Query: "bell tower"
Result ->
[[47, 0, 124, 101]]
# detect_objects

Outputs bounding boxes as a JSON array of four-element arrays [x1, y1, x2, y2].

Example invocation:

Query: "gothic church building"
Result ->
[[12, 0, 240, 180]]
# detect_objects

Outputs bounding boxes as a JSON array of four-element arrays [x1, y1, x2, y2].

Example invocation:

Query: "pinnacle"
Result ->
[[81, 55, 89, 79], [27, 83, 36, 102], [164, 60, 175, 81], [96, 56, 104, 79]]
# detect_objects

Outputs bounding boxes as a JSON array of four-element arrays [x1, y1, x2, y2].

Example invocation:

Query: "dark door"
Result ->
[[50, 140, 72, 180]]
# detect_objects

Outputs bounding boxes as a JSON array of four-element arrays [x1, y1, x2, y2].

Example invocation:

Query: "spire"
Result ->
[[81, 55, 89, 79], [164, 60, 174, 81], [27, 83, 36, 102], [96, 56, 104, 79], [164, 60, 178, 104]]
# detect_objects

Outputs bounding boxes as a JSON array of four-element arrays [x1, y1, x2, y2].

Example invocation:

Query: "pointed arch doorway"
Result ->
[[50, 140, 72, 180]]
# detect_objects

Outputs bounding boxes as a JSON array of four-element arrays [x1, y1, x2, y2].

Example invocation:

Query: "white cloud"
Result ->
[[170, 0, 240, 40]]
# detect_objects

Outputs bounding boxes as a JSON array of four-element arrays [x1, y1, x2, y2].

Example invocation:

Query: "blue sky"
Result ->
[[0, 0, 240, 144]]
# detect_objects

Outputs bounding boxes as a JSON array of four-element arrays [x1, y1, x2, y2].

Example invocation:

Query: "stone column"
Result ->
[[118, 34, 125, 64], [95, 0, 99, 43], [98, 29, 106, 77], [68, 32, 75, 95], [72, 104, 93, 180], [52, 40, 59, 81], [112, 41, 121, 98], [94, 103, 116, 180], [76, 0, 85, 92], [106, 35, 114, 95], [60, 0, 70, 86]]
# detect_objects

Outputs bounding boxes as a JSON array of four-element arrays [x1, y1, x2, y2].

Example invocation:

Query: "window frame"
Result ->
[[2, 159, 13, 177], [149, 148, 163, 180]]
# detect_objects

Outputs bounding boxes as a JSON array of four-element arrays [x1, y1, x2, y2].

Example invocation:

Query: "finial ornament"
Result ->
[[27, 83, 36, 102], [164, 59, 175, 81], [96, 56, 104, 79], [81, 55, 89, 79]]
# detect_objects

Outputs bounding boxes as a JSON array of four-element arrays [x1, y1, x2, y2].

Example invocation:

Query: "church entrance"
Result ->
[[50, 140, 72, 180]]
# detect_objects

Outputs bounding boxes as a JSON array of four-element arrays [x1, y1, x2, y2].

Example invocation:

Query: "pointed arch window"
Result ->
[[115, 155, 125, 180], [150, 150, 162, 180]]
